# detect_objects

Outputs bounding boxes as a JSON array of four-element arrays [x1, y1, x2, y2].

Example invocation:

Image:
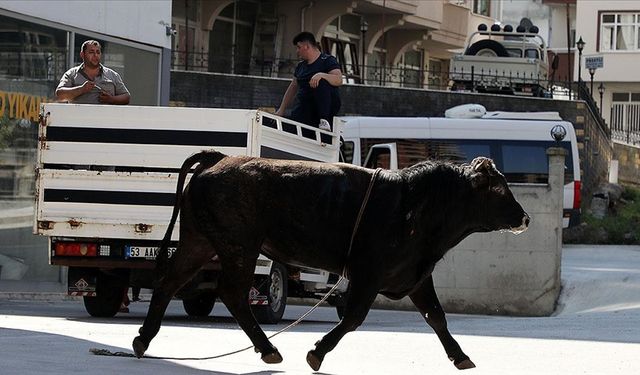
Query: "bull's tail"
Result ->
[[154, 150, 226, 279]]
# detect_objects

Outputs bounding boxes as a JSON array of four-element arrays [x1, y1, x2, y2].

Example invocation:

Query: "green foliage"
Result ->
[[0, 114, 38, 149], [573, 185, 640, 244]]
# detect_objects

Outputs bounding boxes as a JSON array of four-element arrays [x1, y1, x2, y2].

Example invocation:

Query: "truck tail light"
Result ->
[[54, 242, 98, 256], [573, 180, 581, 210]]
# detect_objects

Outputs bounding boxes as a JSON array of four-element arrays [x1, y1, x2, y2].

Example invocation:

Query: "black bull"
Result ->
[[133, 150, 530, 370]]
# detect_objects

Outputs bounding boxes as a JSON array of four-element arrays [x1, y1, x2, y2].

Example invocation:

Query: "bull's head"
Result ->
[[468, 157, 530, 234]]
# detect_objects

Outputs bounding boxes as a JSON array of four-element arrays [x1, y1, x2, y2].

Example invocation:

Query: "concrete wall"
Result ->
[[170, 70, 612, 199], [375, 149, 566, 316], [613, 142, 640, 187]]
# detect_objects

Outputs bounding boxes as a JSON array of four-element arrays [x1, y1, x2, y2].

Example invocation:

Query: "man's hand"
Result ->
[[309, 73, 325, 88], [99, 91, 112, 104], [81, 81, 96, 93]]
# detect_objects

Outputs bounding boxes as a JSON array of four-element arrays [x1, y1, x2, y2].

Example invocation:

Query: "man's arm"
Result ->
[[310, 68, 343, 88], [275, 78, 298, 116], [99, 92, 130, 105], [55, 81, 95, 102]]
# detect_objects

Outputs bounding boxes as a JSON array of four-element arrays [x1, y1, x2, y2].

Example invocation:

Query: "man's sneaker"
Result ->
[[319, 119, 331, 131]]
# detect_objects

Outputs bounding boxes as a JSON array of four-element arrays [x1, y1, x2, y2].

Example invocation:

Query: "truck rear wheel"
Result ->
[[183, 292, 217, 317], [252, 262, 288, 324], [83, 272, 126, 318]]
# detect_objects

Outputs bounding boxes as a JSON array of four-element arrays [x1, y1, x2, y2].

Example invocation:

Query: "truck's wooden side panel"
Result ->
[[35, 104, 340, 240]]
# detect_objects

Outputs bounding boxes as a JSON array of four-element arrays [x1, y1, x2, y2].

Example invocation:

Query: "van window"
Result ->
[[431, 141, 491, 165], [501, 144, 549, 183], [500, 141, 574, 184], [361, 139, 428, 168], [359, 138, 574, 185]]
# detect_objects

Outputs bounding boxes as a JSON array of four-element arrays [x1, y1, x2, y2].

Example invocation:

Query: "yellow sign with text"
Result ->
[[0, 91, 50, 122]]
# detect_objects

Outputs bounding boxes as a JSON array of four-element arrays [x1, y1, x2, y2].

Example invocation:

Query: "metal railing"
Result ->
[[171, 51, 586, 95], [0, 49, 67, 81], [575, 80, 610, 138], [611, 102, 640, 145]]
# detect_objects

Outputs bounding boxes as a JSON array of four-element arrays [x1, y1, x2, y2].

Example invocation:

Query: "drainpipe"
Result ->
[[185, 0, 189, 71], [301, 1, 314, 31]]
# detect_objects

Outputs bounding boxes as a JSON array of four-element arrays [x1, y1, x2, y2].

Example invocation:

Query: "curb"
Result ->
[[0, 292, 77, 301]]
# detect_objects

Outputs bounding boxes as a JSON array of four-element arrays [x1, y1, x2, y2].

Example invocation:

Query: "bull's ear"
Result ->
[[471, 157, 498, 176]]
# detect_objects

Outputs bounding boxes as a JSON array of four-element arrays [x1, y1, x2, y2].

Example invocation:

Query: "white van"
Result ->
[[336, 112, 581, 228]]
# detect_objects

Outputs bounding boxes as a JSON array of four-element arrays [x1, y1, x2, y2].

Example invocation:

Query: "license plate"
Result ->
[[125, 245, 176, 259]]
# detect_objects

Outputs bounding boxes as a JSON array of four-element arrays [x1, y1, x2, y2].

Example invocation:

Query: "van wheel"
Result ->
[[465, 40, 509, 57], [83, 272, 126, 318], [183, 292, 217, 317], [252, 262, 288, 324]]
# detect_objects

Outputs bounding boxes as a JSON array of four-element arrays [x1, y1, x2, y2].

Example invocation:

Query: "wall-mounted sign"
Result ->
[[0, 91, 50, 122], [584, 55, 604, 70]]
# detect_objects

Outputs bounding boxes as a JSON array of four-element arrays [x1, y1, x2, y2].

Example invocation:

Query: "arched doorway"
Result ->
[[209, 1, 258, 74]]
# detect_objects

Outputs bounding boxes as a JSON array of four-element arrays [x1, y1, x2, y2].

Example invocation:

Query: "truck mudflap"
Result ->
[[68, 267, 97, 296], [248, 286, 269, 306]]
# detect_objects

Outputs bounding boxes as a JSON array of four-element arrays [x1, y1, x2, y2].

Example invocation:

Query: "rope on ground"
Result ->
[[89, 276, 346, 361]]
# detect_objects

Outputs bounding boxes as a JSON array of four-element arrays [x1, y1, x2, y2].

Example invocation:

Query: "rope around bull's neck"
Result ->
[[343, 168, 382, 278], [90, 168, 383, 361]]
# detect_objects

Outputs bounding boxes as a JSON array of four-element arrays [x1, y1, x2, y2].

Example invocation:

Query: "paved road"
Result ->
[[1, 245, 639, 374]]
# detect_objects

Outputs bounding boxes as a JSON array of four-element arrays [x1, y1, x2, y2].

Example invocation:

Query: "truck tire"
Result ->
[[83, 272, 126, 318], [252, 262, 288, 324], [183, 292, 217, 317], [465, 40, 509, 57]]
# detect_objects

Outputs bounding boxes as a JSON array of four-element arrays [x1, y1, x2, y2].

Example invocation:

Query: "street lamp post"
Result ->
[[589, 67, 596, 94], [598, 82, 605, 111], [360, 20, 368, 84], [576, 36, 585, 85]]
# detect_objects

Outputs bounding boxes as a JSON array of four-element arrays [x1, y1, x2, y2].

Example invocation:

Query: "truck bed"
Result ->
[[35, 104, 339, 241]]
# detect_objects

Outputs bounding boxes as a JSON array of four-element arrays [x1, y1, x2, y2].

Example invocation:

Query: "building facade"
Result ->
[[170, 0, 495, 89], [0, 0, 172, 282]]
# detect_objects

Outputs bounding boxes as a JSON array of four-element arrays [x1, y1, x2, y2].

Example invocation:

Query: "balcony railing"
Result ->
[[611, 102, 640, 146]]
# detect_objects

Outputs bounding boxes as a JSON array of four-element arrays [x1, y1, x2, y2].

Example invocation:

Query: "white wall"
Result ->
[[0, 0, 172, 49], [576, 0, 640, 83]]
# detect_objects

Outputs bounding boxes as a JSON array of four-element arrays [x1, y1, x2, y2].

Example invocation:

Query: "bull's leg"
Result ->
[[306, 277, 378, 371], [133, 231, 215, 358], [216, 252, 283, 364], [409, 275, 475, 370]]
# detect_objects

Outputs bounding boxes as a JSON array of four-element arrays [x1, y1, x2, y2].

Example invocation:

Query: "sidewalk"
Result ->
[[0, 280, 72, 301]]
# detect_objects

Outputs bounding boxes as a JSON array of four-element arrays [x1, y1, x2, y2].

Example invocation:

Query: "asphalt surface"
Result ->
[[0, 245, 639, 374]]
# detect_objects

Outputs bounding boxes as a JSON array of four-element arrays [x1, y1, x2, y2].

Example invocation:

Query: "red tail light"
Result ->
[[54, 242, 98, 256], [573, 180, 581, 209]]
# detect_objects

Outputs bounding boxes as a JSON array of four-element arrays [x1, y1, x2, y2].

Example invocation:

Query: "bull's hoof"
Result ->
[[306, 350, 323, 371], [454, 358, 476, 370], [261, 350, 283, 364], [132, 336, 148, 359]]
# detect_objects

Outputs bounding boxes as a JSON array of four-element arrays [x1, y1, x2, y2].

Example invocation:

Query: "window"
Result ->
[[600, 12, 640, 51], [360, 138, 573, 184], [208, 1, 258, 75], [321, 37, 359, 82], [473, 0, 490, 17], [75, 35, 160, 106], [431, 140, 491, 165]]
